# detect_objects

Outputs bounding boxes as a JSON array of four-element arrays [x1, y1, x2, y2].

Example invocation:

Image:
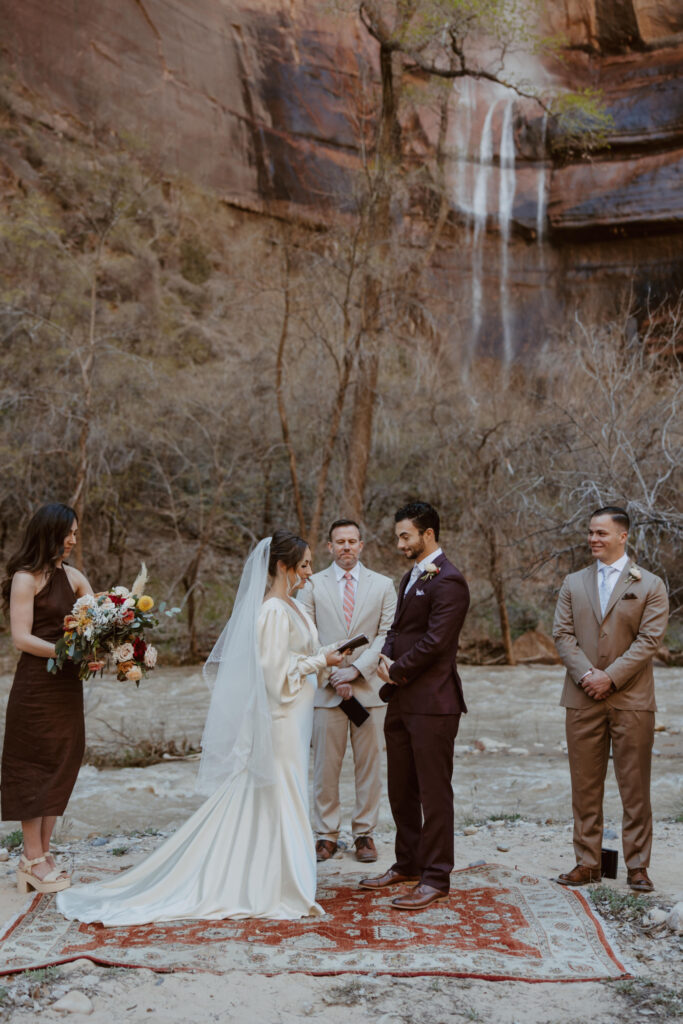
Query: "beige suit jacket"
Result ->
[[553, 558, 669, 711], [298, 563, 397, 709]]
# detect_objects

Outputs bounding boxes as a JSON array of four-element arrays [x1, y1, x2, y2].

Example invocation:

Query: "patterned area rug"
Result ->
[[0, 864, 629, 981]]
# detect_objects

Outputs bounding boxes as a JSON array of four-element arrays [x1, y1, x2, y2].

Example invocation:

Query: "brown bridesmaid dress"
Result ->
[[1, 566, 84, 821]]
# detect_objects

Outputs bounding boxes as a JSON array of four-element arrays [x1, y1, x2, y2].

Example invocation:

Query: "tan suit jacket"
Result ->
[[553, 558, 669, 711], [299, 563, 397, 709]]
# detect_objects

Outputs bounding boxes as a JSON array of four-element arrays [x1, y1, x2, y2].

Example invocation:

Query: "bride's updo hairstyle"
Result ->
[[268, 529, 308, 577]]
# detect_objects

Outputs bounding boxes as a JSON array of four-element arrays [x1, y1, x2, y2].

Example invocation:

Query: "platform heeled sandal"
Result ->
[[16, 854, 71, 894], [44, 848, 71, 881]]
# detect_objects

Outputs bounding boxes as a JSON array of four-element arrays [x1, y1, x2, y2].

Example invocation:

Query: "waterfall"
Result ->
[[536, 166, 547, 243], [472, 100, 498, 245], [449, 83, 519, 360], [470, 99, 499, 351], [499, 99, 516, 364], [536, 113, 548, 245], [449, 78, 474, 229]]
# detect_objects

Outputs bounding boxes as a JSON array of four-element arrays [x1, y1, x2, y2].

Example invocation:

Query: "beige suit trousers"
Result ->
[[566, 702, 654, 870], [312, 705, 385, 840]]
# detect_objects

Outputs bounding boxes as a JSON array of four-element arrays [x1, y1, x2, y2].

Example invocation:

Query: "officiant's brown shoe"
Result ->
[[391, 884, 448, 911], [316, 840, 338, 862], [627, 868, 654, 892], [556, 864, 601, 887], [359, 868, 419, 889], [354, 836, 377, 863]]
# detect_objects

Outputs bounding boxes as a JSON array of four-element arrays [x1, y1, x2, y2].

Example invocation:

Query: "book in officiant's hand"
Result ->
[[336, 633, 369, 654]]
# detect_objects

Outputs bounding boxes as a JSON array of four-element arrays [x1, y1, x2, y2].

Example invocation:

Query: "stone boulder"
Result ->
[[511, 630, 562, 665]]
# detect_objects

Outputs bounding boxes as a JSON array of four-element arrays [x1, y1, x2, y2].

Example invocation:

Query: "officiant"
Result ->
[[299, 519, 396, 864]]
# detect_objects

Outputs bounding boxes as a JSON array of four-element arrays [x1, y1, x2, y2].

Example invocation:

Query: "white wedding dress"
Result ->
[[57, 598, 328, 924]]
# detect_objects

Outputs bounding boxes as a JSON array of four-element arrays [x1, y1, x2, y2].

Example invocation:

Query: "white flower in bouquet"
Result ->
[[123, 597, 136, 609], [112, 586, 130, 597], [114, 642, 135, 663], [144, 645, 158, 669], [74, 594, 96, 611]]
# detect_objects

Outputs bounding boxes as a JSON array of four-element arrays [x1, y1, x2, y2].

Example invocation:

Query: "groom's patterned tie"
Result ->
[[343, 572, 355, 627]]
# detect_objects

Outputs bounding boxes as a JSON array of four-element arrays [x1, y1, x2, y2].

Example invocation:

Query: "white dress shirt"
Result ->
[[334, 561, 361, 606], [405, 548, 443, 594], [596, 553, 629, 605]]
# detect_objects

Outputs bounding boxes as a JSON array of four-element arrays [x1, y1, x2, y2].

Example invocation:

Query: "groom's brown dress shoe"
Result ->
[[316, 840, 338, 862], [391, 884, 448, 911], [354, 836, 377, 863], [556, 864, 602, 886], [359, 868, 419, 889], [627, 867, 654, 892]]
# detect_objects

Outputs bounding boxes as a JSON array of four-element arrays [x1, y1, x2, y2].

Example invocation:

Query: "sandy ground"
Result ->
[[0, 665, 681, 1022]]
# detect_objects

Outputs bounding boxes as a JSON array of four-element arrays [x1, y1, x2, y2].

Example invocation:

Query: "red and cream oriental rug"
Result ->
[[0, 864, 630, 981]]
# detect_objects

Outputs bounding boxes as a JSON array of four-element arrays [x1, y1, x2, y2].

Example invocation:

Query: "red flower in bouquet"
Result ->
[[133, 637, 147, 661]]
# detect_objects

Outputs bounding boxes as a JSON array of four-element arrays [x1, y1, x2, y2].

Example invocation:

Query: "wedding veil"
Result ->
[[196, 537, 275, 795]]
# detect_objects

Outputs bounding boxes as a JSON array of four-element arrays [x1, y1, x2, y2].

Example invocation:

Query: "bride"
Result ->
[[57, 530, 345, 924]]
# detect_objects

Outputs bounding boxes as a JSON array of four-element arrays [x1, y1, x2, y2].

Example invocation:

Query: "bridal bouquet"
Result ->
[[48, 564, 159, 684]]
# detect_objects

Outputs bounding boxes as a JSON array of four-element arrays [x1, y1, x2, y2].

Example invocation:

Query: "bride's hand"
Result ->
[[325, 650, 344, 667]]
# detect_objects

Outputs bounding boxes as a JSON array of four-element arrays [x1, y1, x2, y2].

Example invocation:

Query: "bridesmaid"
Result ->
[[1, 503, 93, 894]]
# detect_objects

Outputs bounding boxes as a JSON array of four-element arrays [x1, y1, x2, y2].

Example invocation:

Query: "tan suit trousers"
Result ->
[[312, 705, 385, 840], [566, 702, 654, 870]]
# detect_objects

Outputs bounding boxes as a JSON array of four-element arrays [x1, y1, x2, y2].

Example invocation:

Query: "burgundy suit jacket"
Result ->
[[382, 552, 470, 715]]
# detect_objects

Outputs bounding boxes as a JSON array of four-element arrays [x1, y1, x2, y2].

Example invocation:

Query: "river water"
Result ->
[[0, 665, 681, 838]]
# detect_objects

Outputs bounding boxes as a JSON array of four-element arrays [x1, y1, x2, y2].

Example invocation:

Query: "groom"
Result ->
[[361, 501, 470, 910]]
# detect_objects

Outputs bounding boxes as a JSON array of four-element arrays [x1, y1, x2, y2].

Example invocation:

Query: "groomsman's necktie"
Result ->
[[599, 565, 615, 616], [343, 572, 355, 627]]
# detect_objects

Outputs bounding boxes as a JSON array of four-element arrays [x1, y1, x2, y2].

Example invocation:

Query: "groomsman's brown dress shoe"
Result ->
[[391, 884, 448, 911], [627, 867, 654, 892], [315, 840, 338, 862], [359, 868, 419, 889], [556, 864, 602, 886], [354, 836, 377, 863]]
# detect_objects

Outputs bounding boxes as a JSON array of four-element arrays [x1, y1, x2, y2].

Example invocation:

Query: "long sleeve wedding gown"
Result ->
[[57, 598, 328, 924]]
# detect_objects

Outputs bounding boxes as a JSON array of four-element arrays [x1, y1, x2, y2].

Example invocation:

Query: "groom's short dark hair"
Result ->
[[592, 506, 630, 531], [395, 501, 440, 541]]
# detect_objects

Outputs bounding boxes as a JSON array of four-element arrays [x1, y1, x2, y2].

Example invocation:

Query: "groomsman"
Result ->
[[553, 506, 669, 891], [363, 501, 470, 911], [299, 519, 397, 863]]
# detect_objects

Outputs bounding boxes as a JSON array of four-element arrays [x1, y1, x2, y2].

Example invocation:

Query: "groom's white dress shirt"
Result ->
[[404, 548, 443, 594]]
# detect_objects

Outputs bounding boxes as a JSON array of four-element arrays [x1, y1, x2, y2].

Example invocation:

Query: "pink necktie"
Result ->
[[343, 572, 354, 628]]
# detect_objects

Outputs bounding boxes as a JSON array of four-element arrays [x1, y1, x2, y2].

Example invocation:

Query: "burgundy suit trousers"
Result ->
[[384, 700, 461, 892]]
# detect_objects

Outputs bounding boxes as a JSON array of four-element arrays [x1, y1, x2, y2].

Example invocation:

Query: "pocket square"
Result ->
[[622, 593, 638, 600], [415, 589, 425, 596]]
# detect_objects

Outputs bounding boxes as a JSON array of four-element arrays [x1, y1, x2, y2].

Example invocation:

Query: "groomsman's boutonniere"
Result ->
[[628, 565, 642, 583], [419, 563, 440, 583]]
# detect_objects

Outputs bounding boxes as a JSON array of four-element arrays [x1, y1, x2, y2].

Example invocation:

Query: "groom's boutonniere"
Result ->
[[628, 565, 642, 583], [419, 563, 440, 583]]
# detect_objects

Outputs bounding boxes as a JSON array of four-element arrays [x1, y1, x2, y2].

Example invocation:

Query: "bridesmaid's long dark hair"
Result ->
[[1, 503, 77, 611]]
